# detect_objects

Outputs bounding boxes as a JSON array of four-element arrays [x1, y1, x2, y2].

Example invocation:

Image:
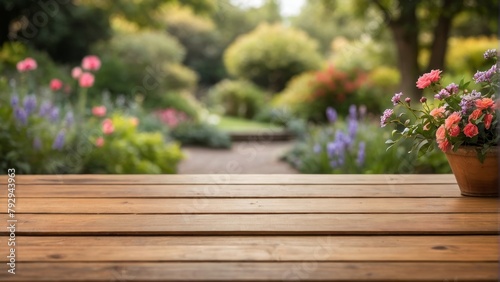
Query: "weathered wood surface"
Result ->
[[0, 174, 497, 281]]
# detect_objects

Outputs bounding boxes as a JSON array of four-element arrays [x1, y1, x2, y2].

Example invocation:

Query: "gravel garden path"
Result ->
[[178, 141, 298, 174]]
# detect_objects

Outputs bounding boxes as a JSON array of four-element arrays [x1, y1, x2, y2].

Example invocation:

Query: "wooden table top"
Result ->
[[0, 174, 498, 281]]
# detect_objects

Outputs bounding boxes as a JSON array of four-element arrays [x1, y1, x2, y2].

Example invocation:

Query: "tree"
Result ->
[[347, 0, 498, 100]]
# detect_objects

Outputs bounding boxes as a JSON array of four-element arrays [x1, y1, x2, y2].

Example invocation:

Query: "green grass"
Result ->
[[216, 116, 284, 133]]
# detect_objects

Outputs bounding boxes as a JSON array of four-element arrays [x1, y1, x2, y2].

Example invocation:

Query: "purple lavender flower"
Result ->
[[48, 107, 60, 122], [356, 142, 366, 166], [348, 105, 357, 120], [65, 111, 74, 127], [52, 130, 65, 150], [39, 101, 52, 117], [434, 89, 450, 100], [434, 83, 459, 100], [446, 83, 459, 95], [348, 119, 358, 140], [326, 107, 337, 124], [33, 137, 42, 151], [484, 49, 497, 60], [380, 109, 393, 127], [14, 107, 28, 125], [473, 64, 498, 83], [391, 92, 403, 105], [459, 90, 482, 114], [326, 141, 339, 158], [23, 94, 37, 115], [10, 95, 19, 107]]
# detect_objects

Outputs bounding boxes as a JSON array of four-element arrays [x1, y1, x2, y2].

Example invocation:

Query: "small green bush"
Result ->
[[224, 23, 322, 92], [445, 36, 498, 77], [171, 122, 231, 149], [207, 79, 267, 119], [83, 115, 183, 174]]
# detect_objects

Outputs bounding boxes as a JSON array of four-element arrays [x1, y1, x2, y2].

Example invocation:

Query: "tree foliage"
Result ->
[[224, 23, 322, 92]]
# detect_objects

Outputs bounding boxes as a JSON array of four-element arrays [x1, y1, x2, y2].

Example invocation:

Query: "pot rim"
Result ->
[[445, 146, 499, 157]]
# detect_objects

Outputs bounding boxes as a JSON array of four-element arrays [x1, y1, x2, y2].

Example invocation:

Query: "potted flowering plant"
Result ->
[[381, 49, 499, 197]]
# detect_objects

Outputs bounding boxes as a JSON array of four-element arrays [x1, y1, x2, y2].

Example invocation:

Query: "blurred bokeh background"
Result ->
[[0, 0, 498, 174]]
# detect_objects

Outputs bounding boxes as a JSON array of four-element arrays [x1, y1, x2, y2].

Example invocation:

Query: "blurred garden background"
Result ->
[[0, 0, 497, 174]]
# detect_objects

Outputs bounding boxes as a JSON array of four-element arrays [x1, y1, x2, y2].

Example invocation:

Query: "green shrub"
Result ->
[[224, 23, 322, 92], [359, 66, 401, 114], [207, 79, 267, 119], [274, 65, 368, 121], [82, 115, 183, 174], [171, 122, 231, 149], [92, 31, 196, 103]]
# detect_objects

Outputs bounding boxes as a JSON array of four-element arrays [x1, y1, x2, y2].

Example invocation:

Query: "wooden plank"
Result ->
[[7, 184, 462, 198], [5, 198, 496, 214], [0, 174, 458, 185], [0, 262, 496, 281], [4, 236, 497, 262], [3, 214, 497, 235]]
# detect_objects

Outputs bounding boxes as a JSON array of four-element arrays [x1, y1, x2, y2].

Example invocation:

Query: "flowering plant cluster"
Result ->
[[381, 49, 499, 162]]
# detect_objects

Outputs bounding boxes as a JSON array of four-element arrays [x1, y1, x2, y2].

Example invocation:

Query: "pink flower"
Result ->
[[82, 55, 101, 71], [102, 119, 114, 135], [95, 137, 105, 147], [438, 139, 451, 152], [463, 123, 479, 138], [16, 57, 38, 72], [79, 72, 95, 88], [72, 67, 82, 79], [92, 106, 107, 117], [416, 69, 442, 89], [50, 79, 63, 91], [444, 112, 461, 130], [436, 125, 446, 143], [430, 106, 446, 119]]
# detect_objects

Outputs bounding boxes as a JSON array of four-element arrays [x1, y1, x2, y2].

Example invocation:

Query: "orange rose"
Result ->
[[444, 112, 461, 130], [463, 123, 479, 138], [475, 98, 494, 110], [468, 109, 482, 122], [484, 114, 493, 129]]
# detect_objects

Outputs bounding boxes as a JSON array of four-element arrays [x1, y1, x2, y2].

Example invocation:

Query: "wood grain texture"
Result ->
[[0, 174, 457, 185], [0, 262, 497, 281], [4, 236, 497, 262], [7, 184, 462, 198], [3, 213, 497, 235], [5, 197, 496, 214]]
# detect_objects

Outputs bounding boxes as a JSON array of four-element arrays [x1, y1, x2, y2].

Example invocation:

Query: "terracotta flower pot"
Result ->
[[445, 147, 499, 197]]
